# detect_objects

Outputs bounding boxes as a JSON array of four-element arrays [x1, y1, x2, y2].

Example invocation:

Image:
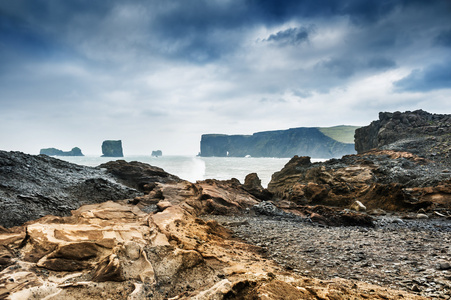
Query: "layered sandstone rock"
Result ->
[[268, 151, 451, 212], [0, 195, 428, 299]]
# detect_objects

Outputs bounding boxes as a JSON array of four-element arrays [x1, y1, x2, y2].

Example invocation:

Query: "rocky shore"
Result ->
[[207, 213, 451, 299], [0, 109, 449, 299]]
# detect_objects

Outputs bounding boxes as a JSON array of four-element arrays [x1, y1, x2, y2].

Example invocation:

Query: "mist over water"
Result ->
[[58, 155, 325, 187]]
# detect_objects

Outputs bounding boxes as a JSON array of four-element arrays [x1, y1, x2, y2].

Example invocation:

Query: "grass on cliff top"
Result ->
[[318, 125, 361, 144]]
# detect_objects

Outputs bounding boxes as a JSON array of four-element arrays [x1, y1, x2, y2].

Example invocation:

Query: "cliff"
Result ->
[[200, 126, 356, 158], [101, 140, 124, 157], [40, 147, 84, 156], [355, 110, 451, 162]]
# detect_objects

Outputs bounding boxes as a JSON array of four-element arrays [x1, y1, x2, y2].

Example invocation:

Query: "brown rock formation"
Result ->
[[0, 194, 427, 299], [243, 173, 273, 200], [268, 151, 451, 212]]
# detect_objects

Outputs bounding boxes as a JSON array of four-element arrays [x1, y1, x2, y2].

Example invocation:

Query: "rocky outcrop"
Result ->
[[268, 151, 451, 212], [200, 127, 356, 158], [0, 148, 442, 299], [243, 173, 272, 200], [40, 147, 84, 156], [355, 110, 451, 163], [0, 188, 429, 299], [0, 151, 141, 228], [99, 160, 182, 192], [101, 140, 123, 157]]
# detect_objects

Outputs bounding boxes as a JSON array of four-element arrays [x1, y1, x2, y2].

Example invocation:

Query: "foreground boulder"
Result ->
[[0, 151, 141, 228]]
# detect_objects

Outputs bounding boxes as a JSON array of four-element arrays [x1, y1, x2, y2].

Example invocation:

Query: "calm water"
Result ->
[[58, 155, 325, 187]]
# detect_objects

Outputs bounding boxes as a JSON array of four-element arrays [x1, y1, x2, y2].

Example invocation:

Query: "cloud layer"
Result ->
[[1, 0, 450, 155]]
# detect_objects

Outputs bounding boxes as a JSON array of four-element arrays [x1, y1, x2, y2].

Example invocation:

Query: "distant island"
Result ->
[[151, 150, 162, 157], [101, 140, 123, 157], [199, 125, 359, 158], [40, 147, 84, 156]]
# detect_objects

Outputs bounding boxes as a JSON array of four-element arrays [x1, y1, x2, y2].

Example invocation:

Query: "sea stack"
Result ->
[[101, 140, 124, 157], [151, 150, 162, 157]]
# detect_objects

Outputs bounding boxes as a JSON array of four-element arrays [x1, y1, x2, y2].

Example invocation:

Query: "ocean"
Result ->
[[57, 155, 325, 188]]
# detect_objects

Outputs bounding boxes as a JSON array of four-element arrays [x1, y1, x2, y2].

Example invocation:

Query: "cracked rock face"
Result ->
[[355, 109, 451, 163]]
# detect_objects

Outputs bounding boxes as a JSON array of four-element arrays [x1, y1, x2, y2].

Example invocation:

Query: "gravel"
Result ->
[[204, 214, 451, 299]]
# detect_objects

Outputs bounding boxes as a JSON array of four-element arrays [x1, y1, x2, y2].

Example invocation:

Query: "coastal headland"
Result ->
[[0, 110, 450, 299]]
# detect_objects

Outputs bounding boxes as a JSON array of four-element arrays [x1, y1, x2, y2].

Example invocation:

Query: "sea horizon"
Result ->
[[55, 154, 327, 188]]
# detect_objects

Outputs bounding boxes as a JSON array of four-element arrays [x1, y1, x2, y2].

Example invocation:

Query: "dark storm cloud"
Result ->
[[434, 29, 451, 47], [316, 57, 396, 78], [394, 62, 451, 92], [2, 0, 450, 65], [264, 26, 314, 46]]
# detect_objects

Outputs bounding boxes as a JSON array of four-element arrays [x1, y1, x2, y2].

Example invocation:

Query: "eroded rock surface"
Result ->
[[268, 151, 451, 212], [0, 196, 430, 299]]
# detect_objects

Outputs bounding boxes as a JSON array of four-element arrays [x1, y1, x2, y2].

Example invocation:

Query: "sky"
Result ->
[[1, 0, 451, 155]]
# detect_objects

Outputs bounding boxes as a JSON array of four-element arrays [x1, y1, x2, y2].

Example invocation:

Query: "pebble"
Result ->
[[205, 214, 451, 299]]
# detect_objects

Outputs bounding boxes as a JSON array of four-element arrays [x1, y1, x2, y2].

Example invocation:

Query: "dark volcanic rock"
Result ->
[[101, 140, 124, 157], [40, 147, 84, 156], [0, 150, 141, 227], [355, 110, 451, 164], [98, 160, 182, 192], [200, 127, 355, 158]]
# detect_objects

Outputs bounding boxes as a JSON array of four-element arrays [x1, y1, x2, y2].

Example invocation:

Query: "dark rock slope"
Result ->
[[200, 127, 355, 158], [0, 150, 141, 227], [355, 110, 451, 163], [99, 160, 182, 192]]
